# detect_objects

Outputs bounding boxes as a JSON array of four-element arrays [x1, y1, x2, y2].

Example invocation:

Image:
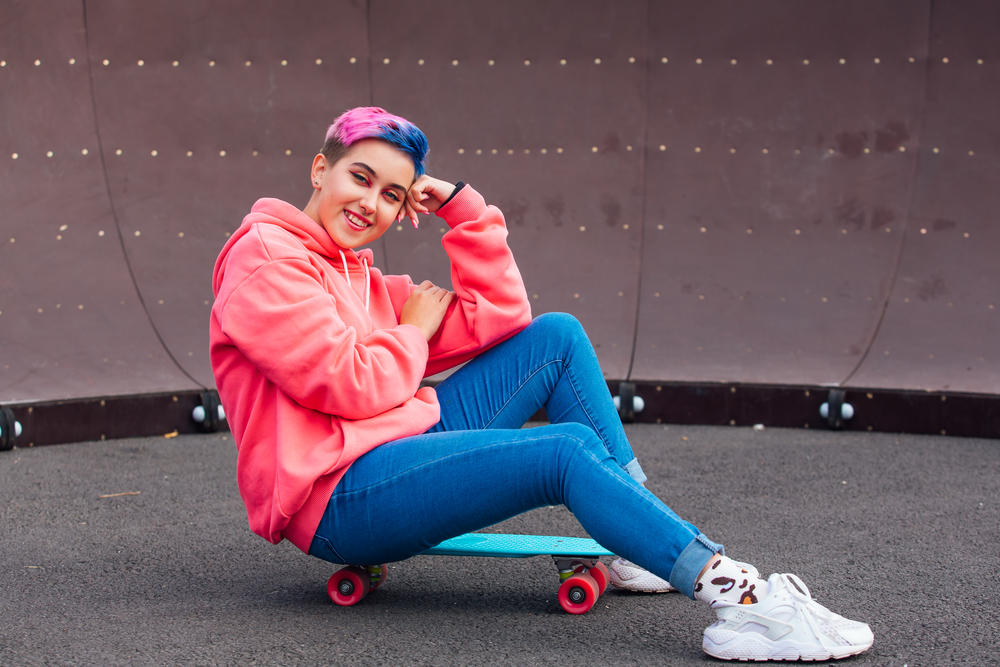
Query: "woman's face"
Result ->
[[306, 139, 415, 249]]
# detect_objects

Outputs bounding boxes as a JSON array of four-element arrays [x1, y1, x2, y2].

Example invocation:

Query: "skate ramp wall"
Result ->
[[1, 0, 998, 442]]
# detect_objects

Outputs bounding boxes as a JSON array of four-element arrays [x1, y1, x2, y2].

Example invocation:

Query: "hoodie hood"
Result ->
[[213, 197, 373, 296]]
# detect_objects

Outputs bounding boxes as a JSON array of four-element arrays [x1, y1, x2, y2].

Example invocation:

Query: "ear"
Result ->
[[310, 154, 328, 189]]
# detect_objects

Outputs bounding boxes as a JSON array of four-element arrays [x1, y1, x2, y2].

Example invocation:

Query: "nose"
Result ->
[[359, 190, 378, 217]]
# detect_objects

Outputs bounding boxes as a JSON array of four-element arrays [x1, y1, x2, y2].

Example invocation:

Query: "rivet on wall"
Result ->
[[246, 61, 252, 66], [626, 145, 632, 151], [978, 59, 984, 65], [579, 226, 586, 232], [766, 59, 773, 65], [661, 57, 668, 64], [874, 58, 881, 64], [219, 150, 226, 156], [730, 147, 736, 153], [315, 59, 322, 65], [968, 150, 975, 156], [524, 149, 530, 154], [794, 229, 801, 235], [864, 148, 870, 154], [629, 57, 636, 63], [187, 151, 193, 157], [657, 225, 664, 230], [285, 149, 292, 155], [99, 230, 105, 236], [802, 59, 810, 65], [694, 147, 701, 153], [933, 147, 940, 153], [135, 230, 141, 236], [839, 58, 846, 65], [476, 149, 483, 154], [942, 57, 949, 64], [418, 59, 425, 65], [827, 148, 834, 154], [524, 60, 530, 66], [591, 147, 598, 152], [762, 148, 769, 154], [452, 59, 459, 66], [594, 58, 601, 65], [138, 60, 145, 66], [103, 59, 110, 66], [178, 232, 184, 238], [35, 59, 41, 66], [0, 60, 6, 66], [47, 151, 53, 157], [491, 149, 497, 154], [350, 57, 357, 64], [920, 228, 927, 234], [899, 146, 906, 152], [173, 60, 179, 67], [151, 150, 158, 156], [540, 148, 547, 154], [281, 59, 288, 66], [81, 149, 88, 155], [507, 149, 513, 154], [252, 151, 259, 156], [730, 59, 737, 65], [556, 148, 563, 153], [11, 153, 17, 159], [695, 58, 702, 64], [909, 57, 915, 63], [489, 60, 495, 66], [700, 227, 707, 233], [560, 59, 567, 65]]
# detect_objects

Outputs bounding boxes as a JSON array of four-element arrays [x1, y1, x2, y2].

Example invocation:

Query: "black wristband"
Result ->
[[440, 181, 467, 209]]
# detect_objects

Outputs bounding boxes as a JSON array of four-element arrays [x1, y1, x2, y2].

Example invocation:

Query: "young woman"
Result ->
[[210, 107, 873, 661]]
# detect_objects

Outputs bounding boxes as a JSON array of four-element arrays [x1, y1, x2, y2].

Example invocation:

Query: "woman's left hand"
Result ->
[[401, 176, 455, 228]]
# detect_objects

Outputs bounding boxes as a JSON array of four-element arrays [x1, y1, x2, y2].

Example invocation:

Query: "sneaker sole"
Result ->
[[609, 575, 676, 594], [703, 633, 873, 661]]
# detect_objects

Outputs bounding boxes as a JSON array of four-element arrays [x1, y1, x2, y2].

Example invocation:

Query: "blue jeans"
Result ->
[[309, 313, 723, 598]]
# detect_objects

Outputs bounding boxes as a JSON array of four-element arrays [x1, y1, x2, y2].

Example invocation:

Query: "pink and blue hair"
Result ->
[[322, 107, 428, 177]]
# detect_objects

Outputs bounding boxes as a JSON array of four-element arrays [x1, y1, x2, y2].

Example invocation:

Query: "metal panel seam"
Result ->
[[839, 3, 933, 388], [80, 0, 205, 390], [625, 0, 652, 382]]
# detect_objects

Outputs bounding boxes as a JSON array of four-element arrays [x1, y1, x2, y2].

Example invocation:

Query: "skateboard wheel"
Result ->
[[558, 572, 599, 615], [328, 566, 370, 606], [589, 562, 610, 595]]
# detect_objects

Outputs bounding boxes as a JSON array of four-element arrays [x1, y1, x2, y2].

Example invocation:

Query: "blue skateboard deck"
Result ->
[[422, 533, 614, 559]]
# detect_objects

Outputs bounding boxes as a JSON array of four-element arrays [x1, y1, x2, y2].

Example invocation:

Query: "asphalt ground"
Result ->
[[1, 423, 997, 666]]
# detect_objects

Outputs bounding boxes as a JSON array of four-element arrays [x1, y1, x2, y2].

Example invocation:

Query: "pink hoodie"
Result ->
[[210, 186, 531, 552]]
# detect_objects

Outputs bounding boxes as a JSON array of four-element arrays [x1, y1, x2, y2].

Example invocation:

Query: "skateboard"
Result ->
[[327, 533, 615, 615]]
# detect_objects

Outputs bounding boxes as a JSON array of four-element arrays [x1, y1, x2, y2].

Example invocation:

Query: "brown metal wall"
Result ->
[[1, 1, 998, 419]]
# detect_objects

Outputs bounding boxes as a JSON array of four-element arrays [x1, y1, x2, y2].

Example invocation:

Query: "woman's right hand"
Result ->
[[400, 281, 455, 341]]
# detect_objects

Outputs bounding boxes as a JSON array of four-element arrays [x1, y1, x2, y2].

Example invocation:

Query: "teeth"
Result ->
[[347, 212, 370, 228]]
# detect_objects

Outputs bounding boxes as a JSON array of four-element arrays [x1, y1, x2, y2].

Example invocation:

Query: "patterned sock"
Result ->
[[694, 556, 768, 606]]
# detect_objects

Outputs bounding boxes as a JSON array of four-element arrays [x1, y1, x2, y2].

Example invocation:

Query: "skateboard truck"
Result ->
[[192, 390, 226, 433], [553, 557, 609, 614], [820, 389, 854, 430], [613, 382, 645, 423]]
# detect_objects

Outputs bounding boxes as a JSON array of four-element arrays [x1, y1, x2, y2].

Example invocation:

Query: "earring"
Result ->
[[313, 180, 319, 185]]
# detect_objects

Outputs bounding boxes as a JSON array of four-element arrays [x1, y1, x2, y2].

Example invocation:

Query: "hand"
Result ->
[[400, 280, 455, 341], [400, 176, 455, 228]]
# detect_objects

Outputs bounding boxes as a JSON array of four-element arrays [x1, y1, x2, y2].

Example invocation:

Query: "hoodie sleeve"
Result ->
[[217, 254, 430, 420], [384, 185, 532, 376]]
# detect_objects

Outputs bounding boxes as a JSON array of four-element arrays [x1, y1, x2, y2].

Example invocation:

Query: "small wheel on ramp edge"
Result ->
[[328, 566, 371, 606], [558, 572, 600, 615]]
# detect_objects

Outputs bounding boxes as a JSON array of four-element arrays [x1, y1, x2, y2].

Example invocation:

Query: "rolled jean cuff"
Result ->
[[669, 534, 726, 599], [624, 458, 647, 484]]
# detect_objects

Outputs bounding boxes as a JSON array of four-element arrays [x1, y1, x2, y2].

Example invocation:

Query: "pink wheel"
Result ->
[[558, 572, 600, 615], [590, 562, 610, 595], [327, 566, 370, 606]]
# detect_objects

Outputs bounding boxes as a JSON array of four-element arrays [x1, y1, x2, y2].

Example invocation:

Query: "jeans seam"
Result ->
[[480, 359, 566, 429]]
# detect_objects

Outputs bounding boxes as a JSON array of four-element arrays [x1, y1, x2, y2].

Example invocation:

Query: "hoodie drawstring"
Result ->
[[337, 249, 370, 313]]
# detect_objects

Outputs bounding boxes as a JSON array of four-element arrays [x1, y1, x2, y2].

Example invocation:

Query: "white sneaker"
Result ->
[[702, 573, 874, 661], [608, 558, 676, 593]]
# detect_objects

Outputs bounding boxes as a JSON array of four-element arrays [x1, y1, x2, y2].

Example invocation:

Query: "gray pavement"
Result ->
[[1, 424, 997, 666]]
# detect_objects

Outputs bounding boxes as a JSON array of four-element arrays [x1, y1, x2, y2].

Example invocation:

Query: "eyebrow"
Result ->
[[350, 162, 407, 193]]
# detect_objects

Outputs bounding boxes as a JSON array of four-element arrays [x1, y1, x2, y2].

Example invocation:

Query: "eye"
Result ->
[[352, 172, 369, 186], [383, 191, 400, 202]]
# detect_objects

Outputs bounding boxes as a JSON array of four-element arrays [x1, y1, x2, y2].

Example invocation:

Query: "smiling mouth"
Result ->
[[345, 210, 372, 230]]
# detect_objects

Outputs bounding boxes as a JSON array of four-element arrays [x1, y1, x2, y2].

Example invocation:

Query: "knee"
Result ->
[[530, 312, 587, 347], [549, 422, 608, 460]]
